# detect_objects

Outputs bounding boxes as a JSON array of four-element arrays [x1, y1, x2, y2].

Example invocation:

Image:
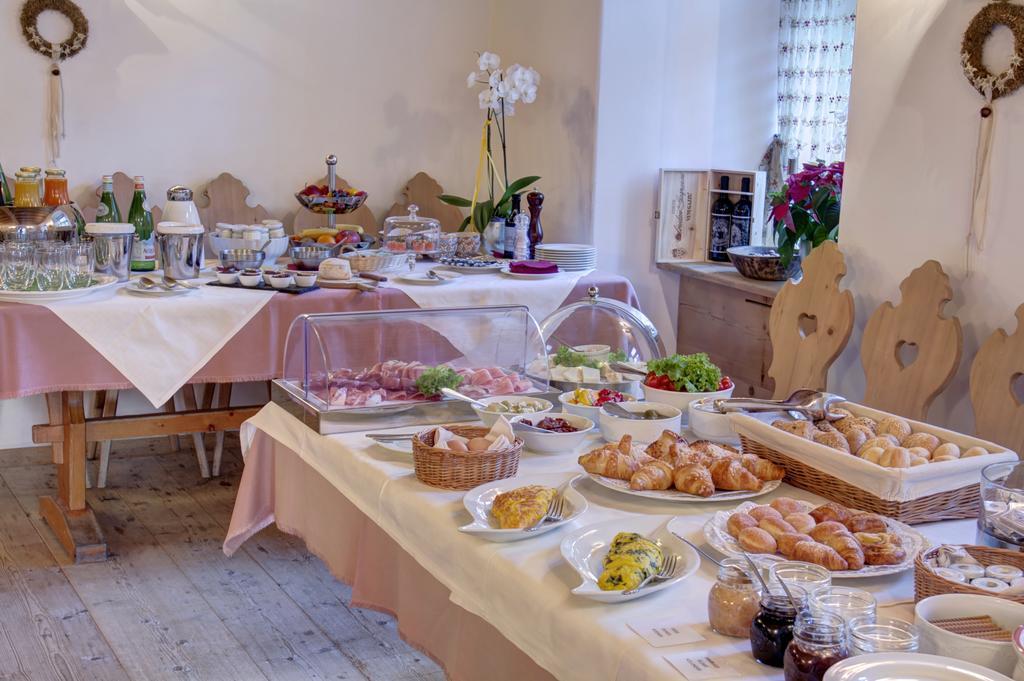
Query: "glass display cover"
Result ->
[[280, 305, 548, 412]]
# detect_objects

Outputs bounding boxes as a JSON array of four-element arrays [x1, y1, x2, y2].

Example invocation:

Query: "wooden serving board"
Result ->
[[204, 281, 319, 295]]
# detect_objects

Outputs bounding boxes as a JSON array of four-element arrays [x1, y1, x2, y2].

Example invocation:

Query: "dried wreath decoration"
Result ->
[[961, 1, 1024, 275], [20, 0, 88, 61]]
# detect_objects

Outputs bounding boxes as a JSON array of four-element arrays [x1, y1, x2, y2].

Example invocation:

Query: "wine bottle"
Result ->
[[730, 177, 752, 249], [708, 176, 733, 261], [0, 161, 12, 205], [96, 175, 122, 223], [503, 193, 521, 259], [128, 176, 156, 271]]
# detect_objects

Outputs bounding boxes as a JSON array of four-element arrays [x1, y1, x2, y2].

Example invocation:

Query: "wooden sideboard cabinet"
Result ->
[[659, 263, 784, 398]]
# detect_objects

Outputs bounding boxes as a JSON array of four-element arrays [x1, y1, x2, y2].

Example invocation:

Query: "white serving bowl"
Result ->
[[598, 401, 682, 444], [641, 382, 734, 412], [216, 270, 239, 285], [558, 390, 637, 420], [472, 396, 553, 427], [238, 272, 261, 287], [509, 413, 595, 454], [687, 397, 738, 442], [293, 272, 317, 287], [915, 593, 1024, 676], [269, 274, 293, 289]]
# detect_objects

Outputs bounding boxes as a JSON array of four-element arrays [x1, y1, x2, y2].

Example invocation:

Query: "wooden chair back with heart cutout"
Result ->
[[970, 303, 1024, 454], [292, 174, 377, 235], [767, 240, 855, 399], [860, 260, 963, 421], [196, 172, 269, 230], [384, 171, 465, 230], [79, 171, 164, 224]]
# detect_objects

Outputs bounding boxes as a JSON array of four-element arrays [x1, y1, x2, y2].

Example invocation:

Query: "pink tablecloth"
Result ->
[[233, 428, 555, 681], [0, 272, 638, 399]]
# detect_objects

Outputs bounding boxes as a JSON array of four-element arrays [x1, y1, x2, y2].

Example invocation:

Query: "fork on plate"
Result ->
[[622, 552, 680, 595], [524, 491, 566, 532]]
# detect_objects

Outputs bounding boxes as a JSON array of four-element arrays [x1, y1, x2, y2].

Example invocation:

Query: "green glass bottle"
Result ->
[[128, 176, 155, 271], [96, 175, 121, 223], [0, 161, 12, 205]]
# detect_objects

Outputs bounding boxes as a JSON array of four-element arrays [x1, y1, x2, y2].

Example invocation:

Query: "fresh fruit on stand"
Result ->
[[334, 230, 361, 244], [316, 235, 335, 244]]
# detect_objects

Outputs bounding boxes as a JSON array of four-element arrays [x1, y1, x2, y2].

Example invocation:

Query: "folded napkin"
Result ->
[[426, 416, 515, 452], [509, 260, 558, 274]]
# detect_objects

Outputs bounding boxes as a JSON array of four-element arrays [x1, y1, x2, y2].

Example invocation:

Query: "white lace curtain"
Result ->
[[777, 0, 857, 167]]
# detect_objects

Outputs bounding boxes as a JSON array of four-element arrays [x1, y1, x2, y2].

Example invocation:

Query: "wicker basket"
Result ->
[[412, 425, 522, 490], [739, 435, 980, 524], [341, 249, 408, 273], [915, 545, 1024, 604]]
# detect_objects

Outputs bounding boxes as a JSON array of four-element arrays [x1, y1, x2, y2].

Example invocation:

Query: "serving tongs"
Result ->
[[712, 389, 847, 422]]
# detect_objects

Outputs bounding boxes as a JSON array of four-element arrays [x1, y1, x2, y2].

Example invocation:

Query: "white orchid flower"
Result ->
[[526, 67, 540, 86], [467, 71, 479, 88], [478, 51, 500, 71], [488, 69, 504, 89], [521, 85, 537, 104], [494, 80, 510, 98], [505, 85, 521, 103], [506, 64, 522, 85], [478, 88, 492, 110], [489, 89, 501, 110], [502, 101, 516, 116]]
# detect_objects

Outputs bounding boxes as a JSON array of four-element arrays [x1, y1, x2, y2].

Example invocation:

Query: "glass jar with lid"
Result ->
[[769, 561, 832, 595], [848, 616, 918, 655], [783, 611, 849, 681], [809, 586, 876, 626], [382, 204, 440, 255], [529, 286, 665, 394], [750, 584, 807, 668], [708, 558, 761, 637], [13, 170, 42, 208], [43, 168, 70, 207]]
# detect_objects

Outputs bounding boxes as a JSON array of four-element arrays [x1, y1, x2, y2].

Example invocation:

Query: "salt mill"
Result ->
[[527, 188, 544, 259]]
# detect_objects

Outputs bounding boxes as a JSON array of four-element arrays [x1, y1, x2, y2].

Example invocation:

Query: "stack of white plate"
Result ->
[[534, 243, 596, 271]]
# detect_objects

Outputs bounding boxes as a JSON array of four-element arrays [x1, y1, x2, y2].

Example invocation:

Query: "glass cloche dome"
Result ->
[[526, 286, 665, 392]]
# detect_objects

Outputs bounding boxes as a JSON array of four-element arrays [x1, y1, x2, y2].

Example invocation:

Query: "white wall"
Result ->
[[0, 0, 601, 448], [830, 0, 1024, 434], [592, 0, 780, 351]]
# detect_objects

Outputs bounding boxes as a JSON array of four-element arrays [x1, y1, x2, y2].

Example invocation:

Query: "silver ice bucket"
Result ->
[[156, 223, 205, 279], [85, 223, 135, 282]]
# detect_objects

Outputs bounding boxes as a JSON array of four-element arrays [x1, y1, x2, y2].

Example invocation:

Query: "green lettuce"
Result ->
[[646, 353, 722, 392]]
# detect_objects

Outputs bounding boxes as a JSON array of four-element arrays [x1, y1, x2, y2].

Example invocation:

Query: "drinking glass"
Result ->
[[0, 242, 7, 289], [34, 243, 68, 291], [65, 242, 95, 289], [5, 243, 35, 291]]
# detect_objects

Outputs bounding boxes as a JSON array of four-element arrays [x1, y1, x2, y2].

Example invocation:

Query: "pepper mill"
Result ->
[[526, 188, 544, 259]]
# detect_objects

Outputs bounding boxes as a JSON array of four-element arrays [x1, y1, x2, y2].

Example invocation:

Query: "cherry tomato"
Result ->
[[718, 376, 733, 391]]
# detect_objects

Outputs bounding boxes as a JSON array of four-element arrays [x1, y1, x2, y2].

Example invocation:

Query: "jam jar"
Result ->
[[848, 616, 918, 655], [783, 611, 848, 681], [750, 586, 806, 667], [708, 558, 761, 638]]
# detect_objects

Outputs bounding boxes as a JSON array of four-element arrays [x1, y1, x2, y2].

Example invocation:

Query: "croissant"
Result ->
[[820, 531, 865, 570], [629, 460, 674, 490], [707, 458, 763, 492], [843, 512, 886, 534], [661, 444, 699, 469], [578, 448, 651, 480], [690, 440, 740, 460], [645, 430, 686, 460], [777, 532, 814, 559], [726, 512, 758, 538], [672, 463, 714, 497], [808, 521, 848, 542], [784, 512, 816, 534], [809, 502, 853, 524], [737, 527, 777, 553], [741, 454, 785, 481], [758, 516, 797, 541], [854, 532, 906, 566], [791, 540, 848, 571]]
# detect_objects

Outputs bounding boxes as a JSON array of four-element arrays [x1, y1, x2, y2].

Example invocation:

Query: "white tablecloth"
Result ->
[[37, 276, 274, 407], [226, 402, 975, 681]]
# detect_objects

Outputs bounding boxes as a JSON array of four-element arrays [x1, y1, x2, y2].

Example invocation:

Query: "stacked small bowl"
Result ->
[[534, 243, 596, 271]]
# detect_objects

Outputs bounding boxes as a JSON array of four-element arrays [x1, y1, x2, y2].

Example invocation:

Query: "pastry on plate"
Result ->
[[707, 459, 763, 492], [629, 460, 674, 491], [741, 454, 785, 481], [854, 531, 906, 565], [490, 485, 556, 529], [673, 463, 714, 497]]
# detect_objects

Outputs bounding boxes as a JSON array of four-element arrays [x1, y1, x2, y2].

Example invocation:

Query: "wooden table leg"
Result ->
[[38, 390, 107, 563], [163, 394, 181, 452], [180, 386, 210, 478], [96, 389, 120, 489], [212, 383, 234, 477]]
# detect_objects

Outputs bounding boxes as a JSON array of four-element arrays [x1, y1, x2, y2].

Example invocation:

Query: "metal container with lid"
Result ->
[[0, 205, 77, 242], [163, 185, 200, 225], [86, 222, 135, 281], [156, 221, 205, 279], [382, 204, 440, 255]]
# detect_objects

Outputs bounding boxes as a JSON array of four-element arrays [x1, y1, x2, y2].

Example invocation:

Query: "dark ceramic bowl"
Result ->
[[726, 246, 801, 281]]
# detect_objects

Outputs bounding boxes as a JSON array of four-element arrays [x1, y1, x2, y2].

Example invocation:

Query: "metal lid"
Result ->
[[157, 221, 204, 235], [85, 222, 135, 235], [45, 168, 66, 177], [166, 185, 193, 201], [19, 166, 41, 173]]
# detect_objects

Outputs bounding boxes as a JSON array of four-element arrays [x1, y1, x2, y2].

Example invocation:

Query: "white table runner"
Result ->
[[229, 403, 970, 681], [35, 278, 274, 407]]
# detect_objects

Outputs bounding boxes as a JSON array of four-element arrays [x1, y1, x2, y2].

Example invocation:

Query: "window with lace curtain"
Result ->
[[777, 0, 857, 171]]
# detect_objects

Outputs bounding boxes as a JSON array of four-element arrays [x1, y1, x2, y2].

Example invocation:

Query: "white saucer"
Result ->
[[124, 282, 197, 297], [397, 271, 462, 285], [499, 266, 561, 279]]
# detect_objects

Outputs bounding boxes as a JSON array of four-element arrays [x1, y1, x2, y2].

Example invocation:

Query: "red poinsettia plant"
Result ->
[[770, 161, 843, 266]]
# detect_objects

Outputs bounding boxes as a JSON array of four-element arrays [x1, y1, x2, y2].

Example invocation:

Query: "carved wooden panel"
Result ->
[[767, 241, 854, 399], [860, 260, 963, 420], [384, 171, 464, 229], [196, 172, 269, 230], [971, 303, 1024, 454], [291, 175, 376, 235]]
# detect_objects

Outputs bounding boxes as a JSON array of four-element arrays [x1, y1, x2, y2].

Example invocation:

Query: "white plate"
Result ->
[[536, 243, 596, 254], [823, 652, 1014, 681], [703, 499, 929, 578], [124, 281, 197, 297], [499, 266, 562, 279], [459, 473, 588, 542], [397, 271, 462, 285], [560, 516, 700, 602], [369, 438, 413, 455], [436, 262, 504, 274], [588, 473, 781, 502], [0, 274, 118, 302]]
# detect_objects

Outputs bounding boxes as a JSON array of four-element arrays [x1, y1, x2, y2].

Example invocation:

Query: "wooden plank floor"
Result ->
[[0, 436, 444, 681]]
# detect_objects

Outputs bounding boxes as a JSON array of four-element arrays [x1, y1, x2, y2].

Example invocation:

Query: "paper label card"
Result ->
[[664, 653, 739, 680], [627, 617, 706, 648]]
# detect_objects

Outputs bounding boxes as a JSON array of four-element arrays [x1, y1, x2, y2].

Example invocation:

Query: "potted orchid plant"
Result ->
[[769, 160, 844, 267], [439, 51, 541, 236]]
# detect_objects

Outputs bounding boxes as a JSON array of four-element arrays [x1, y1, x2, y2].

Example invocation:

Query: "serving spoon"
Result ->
[[713, 390, 847, 422], [439, 387, 487, 410]]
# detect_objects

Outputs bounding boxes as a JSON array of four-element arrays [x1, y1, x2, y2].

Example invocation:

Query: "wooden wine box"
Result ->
[[654, 168, 767, 264]]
